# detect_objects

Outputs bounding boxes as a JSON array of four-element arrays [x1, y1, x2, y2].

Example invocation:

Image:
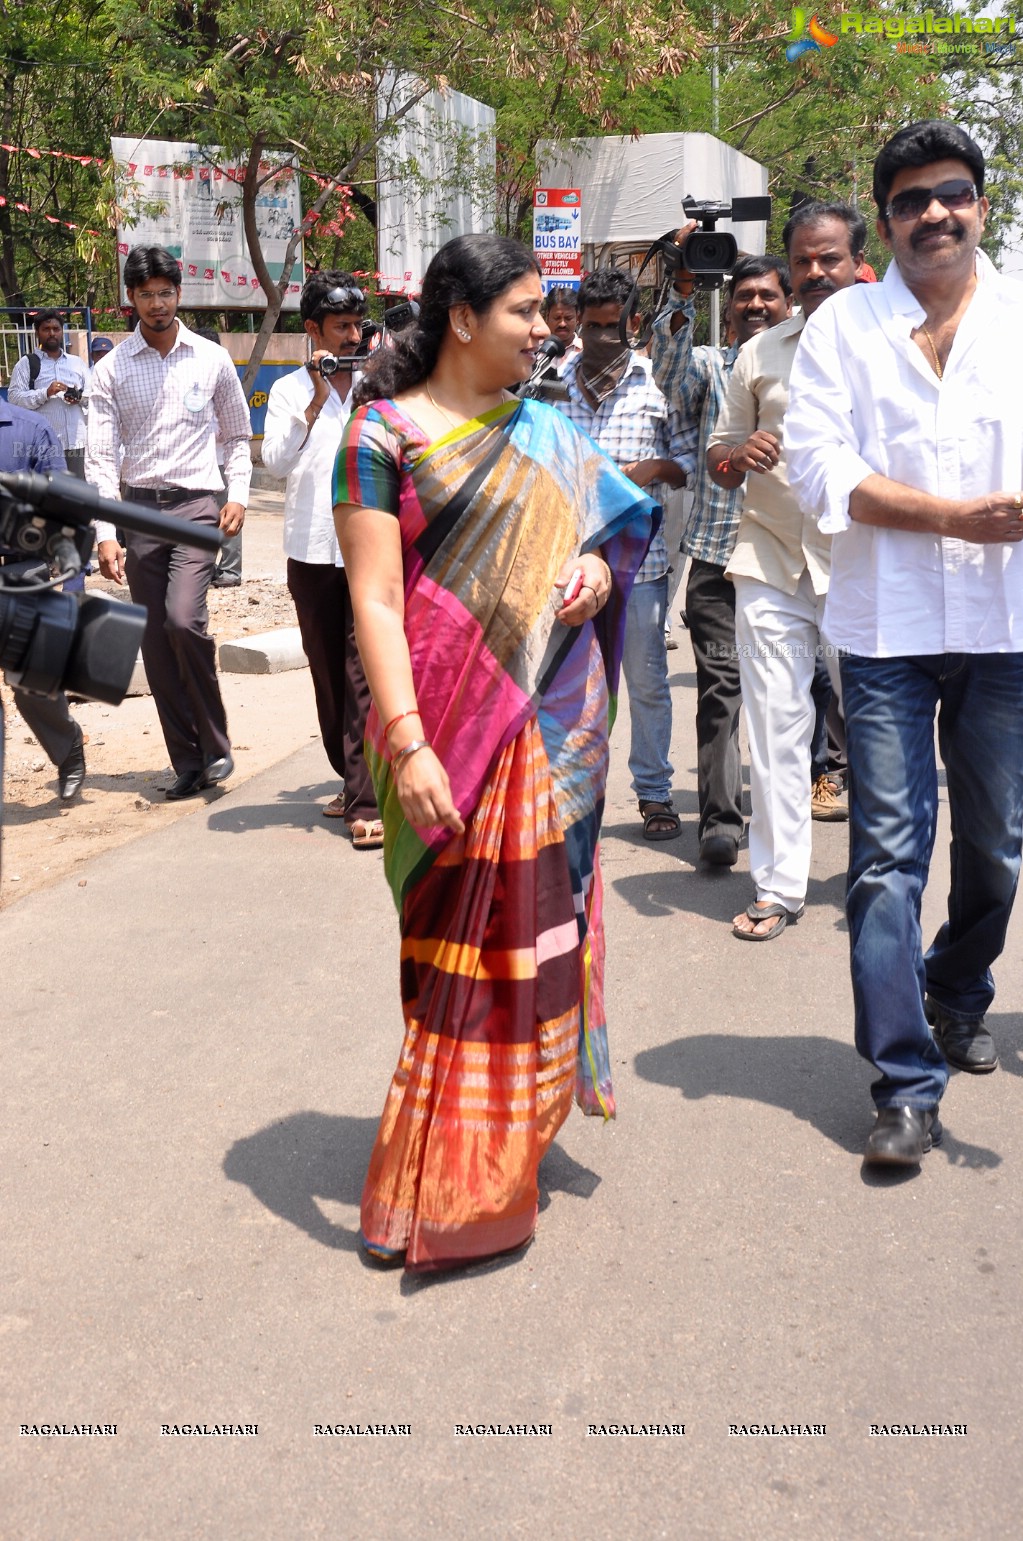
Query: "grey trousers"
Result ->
[[124, 494, 230, 775], [10, 687, 79, 767]]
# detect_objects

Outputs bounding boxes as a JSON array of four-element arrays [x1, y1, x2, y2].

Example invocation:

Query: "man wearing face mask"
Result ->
[[652, 244, 792, 867], [557, 266, 695, 839], [706, 202, 865, 942]]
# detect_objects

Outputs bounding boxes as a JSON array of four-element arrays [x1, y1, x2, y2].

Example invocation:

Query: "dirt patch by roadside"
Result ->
[[1, 569, 328, 908]]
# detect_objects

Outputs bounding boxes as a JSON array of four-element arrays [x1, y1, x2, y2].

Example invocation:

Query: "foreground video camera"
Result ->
[[0, 472, 222, 705]]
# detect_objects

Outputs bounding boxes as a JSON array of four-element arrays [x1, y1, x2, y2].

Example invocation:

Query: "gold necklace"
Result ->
[[918, 323, 944, 380], [426, 380, 464, 430]]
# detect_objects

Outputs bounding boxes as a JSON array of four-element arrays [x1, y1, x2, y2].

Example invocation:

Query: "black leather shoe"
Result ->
[[210, 572, 241, 588], [925, 997, 997, 1073], [700, 833, 739, 867], [57, 728, 86, 800], [863, 1105, 943, 1168], [202, 751, 234, 786], [165, 767, 207, 800]]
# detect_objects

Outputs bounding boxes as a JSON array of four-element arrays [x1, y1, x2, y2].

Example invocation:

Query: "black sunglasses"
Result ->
[[885, 178, 978, 223], [319, 284, 366, 312]]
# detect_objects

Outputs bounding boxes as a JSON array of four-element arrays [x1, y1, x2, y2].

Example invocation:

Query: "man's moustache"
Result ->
[[912, 222, 963, 246]]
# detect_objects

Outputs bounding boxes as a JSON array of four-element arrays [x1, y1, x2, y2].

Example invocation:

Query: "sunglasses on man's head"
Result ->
[[321, 284, 366, 312], [885, 178, 978, 223]]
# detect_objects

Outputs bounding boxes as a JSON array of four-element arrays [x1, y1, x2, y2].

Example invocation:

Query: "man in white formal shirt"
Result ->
[[786, 121, 1023, 1167], [87, 244, 251, 800], [261, 271, 381, 845]]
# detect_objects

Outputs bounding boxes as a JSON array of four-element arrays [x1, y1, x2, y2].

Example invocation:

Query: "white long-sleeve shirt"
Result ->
[[785, 251, 1023, 656], [8, 347, 87, 450], [87, 320, 251, 543], [261, 365, 354, 566]]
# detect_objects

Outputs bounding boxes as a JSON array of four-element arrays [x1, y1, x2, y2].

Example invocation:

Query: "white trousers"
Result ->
[[733, 571, 834, 910]]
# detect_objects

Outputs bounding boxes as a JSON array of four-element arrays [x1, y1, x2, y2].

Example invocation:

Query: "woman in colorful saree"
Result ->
[[333, 235, 657, 1273]]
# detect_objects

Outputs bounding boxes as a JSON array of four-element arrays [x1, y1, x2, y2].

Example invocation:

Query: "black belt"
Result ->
[[124, 486, 216, 508]]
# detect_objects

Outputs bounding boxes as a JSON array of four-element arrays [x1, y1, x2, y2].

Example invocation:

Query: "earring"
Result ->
[[456, 327, 471, 342]]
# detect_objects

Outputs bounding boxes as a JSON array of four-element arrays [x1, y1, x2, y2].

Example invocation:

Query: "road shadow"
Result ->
[[206, 781, 349, 835], [634, 1031, 1001, 1172], [223, 1110, 377, 1252], [607, 862, 846, 926], [223, 1112, 600, 1275]]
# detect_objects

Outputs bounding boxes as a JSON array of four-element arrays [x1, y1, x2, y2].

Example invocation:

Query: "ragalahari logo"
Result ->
[[786, 8, 839, 59]]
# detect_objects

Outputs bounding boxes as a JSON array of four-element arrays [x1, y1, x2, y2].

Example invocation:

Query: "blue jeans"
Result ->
[[621, 574, 673, 804], [840, 651, 1023, 1109]]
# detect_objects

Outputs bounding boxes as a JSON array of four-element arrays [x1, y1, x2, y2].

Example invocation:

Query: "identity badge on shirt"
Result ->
[[184, 383, 209, 413]]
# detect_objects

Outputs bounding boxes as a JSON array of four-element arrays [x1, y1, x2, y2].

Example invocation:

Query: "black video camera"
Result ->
[[0, 472, 222, 705], [658, 195, 773, 291], [63, 385, 84, 406]]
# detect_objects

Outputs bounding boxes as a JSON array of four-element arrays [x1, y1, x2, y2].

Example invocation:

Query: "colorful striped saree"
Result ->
[[334, 396, 657, 1271]]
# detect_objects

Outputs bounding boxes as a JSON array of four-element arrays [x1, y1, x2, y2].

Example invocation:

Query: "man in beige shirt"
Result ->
[[707, 203, 865, 939]]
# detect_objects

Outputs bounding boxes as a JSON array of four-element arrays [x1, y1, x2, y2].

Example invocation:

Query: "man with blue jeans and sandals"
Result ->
[[557, 268, 695, 840], [787, 121, 1023, 1167]]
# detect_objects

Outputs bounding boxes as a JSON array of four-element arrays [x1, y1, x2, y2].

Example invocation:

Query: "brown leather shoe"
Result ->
[[863, 1105, 942, 1168]]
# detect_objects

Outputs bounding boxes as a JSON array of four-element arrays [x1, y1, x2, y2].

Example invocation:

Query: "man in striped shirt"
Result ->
[[87, 245, 251, 800]]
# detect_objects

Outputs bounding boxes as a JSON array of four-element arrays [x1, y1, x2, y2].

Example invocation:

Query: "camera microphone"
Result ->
[[535, 336, 567, 365], [0, 472, 223, 553]]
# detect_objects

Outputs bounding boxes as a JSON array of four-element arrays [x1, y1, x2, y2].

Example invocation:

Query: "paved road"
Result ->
[[4, 631, 1023, 1540]]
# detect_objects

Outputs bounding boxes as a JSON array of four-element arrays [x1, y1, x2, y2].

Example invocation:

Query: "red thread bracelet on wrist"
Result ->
[[715, 456, 733, 476], [383, 708, 421, 739]]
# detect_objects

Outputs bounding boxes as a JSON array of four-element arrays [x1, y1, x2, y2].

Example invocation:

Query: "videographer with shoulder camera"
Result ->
[[651, 225, 791, 868], [8, 310, 88, 481], [261, 271, 382, 845], [0, 393, 87, 801]]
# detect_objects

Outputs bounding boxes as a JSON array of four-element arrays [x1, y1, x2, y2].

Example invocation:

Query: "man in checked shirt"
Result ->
[[557, 267, 695, 840], [87, 245, 251, 800], [652, 240, 791, 867]]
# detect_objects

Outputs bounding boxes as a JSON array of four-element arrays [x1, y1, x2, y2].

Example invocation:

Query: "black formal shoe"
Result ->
[[165, 767, 207, 800], [925, 998, 997, 1073], [57, 728, 86, 800], [202, 751, 234, 786], [863, 1105, 943, 1168], [699, 833, 739, 867], [210, 572, 241, 588]]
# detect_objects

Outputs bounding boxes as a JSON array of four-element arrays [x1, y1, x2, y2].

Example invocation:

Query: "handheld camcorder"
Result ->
[[308, 301, 422, 377], [0, 472, 222, 705], [658, 194, 773, 292]]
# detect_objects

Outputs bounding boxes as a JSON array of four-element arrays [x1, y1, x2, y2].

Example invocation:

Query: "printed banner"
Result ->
[[111, 138, 304, 310]]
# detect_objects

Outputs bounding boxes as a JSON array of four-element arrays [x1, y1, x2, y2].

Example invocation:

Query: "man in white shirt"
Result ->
[[262, 271, 381, 844], [88, 244, 251, 800], [707, 203, 864, 941], [8, 310, 88, 478], [786, 121, 1023, 1167]]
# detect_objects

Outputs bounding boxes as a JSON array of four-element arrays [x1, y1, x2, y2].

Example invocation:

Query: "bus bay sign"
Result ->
[[533, 188, 582, 294]]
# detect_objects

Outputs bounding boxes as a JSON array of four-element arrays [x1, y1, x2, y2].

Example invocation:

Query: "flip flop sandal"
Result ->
[[732, 901, 805, 942], [322, 792, 347, 818], [349, 817, 385, 849], [639, 799, 682, 841]]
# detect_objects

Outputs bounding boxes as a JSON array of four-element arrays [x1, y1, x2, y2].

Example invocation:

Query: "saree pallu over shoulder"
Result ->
[[335, 396, 657, 1269], [346, 397, 657, 910]]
